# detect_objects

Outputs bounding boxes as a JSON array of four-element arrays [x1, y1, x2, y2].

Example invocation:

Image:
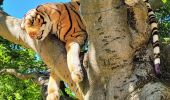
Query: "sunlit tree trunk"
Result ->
[[79, 0, 170, 99]]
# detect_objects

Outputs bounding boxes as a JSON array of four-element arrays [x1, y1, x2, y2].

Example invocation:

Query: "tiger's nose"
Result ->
[[29, 32, 37, 39]]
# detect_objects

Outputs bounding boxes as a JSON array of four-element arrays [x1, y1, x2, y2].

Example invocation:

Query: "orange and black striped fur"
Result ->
[[21, 1, 87, 82], [125, 0, 161, 75]]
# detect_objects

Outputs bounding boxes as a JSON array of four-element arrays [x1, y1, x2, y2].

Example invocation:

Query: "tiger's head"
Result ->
[[21, 9, 52, 41]]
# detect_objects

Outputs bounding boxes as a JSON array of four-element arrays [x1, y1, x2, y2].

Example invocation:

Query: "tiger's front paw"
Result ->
[[125, 0, 139, 6], [46, 93, 60, 100], [71, 66, 84, 83]]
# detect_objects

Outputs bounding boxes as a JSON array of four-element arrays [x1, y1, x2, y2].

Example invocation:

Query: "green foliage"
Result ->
[[155, 0, 170, 44], [0, 37, 46, 99], [0, 37, 46, 72], [0, 75, 41, 100], [65, 87, 76, 99]]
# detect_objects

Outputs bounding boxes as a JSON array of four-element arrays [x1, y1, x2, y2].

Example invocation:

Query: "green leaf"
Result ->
[[162, 0, 167, 3], [14, 93, 23, 100]]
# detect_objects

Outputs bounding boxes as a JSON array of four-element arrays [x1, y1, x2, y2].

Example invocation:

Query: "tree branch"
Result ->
[[0, 68, 37, 79], [0, 68, 49, 85], [71, 0, 80, 2]]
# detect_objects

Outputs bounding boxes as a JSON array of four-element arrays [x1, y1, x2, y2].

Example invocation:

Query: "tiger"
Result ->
[[21, 1, 87, 83], [125, 0, 161, 75], [21, 1, 86, 100]]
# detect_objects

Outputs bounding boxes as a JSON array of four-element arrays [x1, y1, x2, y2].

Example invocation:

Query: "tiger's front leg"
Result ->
[[66, 42, 84, 83]]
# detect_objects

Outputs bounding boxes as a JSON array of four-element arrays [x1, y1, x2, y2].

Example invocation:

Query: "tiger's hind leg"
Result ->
[[47, 71, 60, 100], [66, 42, 84, 83]]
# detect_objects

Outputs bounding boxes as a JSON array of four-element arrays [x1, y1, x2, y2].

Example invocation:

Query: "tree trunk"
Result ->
[[79, 0, 170, 100], [0, 0, 170, 100]]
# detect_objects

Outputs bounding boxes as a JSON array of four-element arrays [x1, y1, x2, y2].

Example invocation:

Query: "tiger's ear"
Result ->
[[20, 9, 37, 30], [20, 18, 25, 30]]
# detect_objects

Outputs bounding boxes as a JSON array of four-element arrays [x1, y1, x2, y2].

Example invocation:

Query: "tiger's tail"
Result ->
[[144, 0, 161, 75]]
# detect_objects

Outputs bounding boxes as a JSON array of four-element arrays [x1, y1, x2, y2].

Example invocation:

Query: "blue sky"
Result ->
[[3, 0, 70, 18]]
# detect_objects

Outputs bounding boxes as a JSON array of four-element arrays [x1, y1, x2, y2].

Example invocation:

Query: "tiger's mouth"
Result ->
[[37, 35, 42, 40]]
